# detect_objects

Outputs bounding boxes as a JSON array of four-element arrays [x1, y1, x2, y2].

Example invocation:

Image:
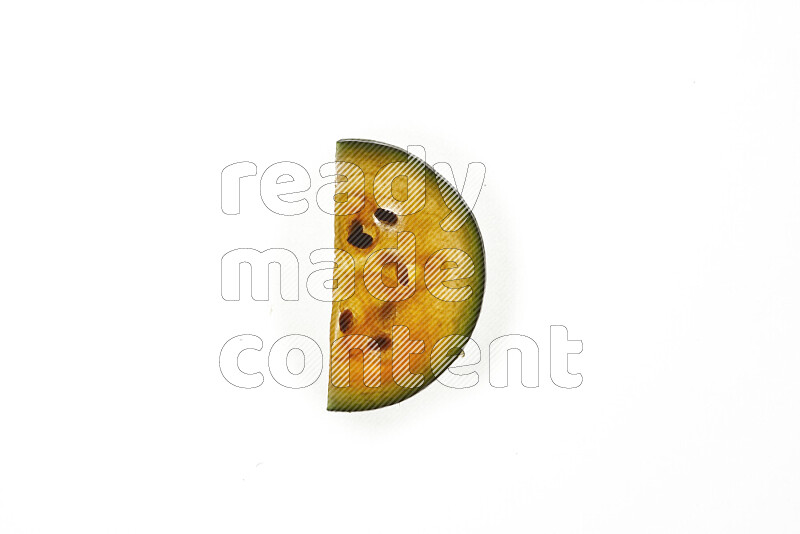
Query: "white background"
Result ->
[[1, 1, 799, 532]]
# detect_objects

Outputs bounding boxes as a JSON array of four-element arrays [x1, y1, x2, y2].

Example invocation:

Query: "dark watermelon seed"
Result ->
[[339, 309, 353, 332], [374, 208, 398, 225], [347, 223, 373, 249]]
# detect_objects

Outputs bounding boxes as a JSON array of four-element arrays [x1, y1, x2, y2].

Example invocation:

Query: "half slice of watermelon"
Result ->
[[328, 139, 486, 411]]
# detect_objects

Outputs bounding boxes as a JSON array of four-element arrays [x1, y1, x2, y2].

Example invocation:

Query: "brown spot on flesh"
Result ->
[[369, 335, 391, 351], [379, 302, 396, 321], [396, 264, 409, 285], [379, 260, 409, 288]]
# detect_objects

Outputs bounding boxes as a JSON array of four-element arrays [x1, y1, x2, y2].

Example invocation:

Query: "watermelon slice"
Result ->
[[328, 139, 486, 411]]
